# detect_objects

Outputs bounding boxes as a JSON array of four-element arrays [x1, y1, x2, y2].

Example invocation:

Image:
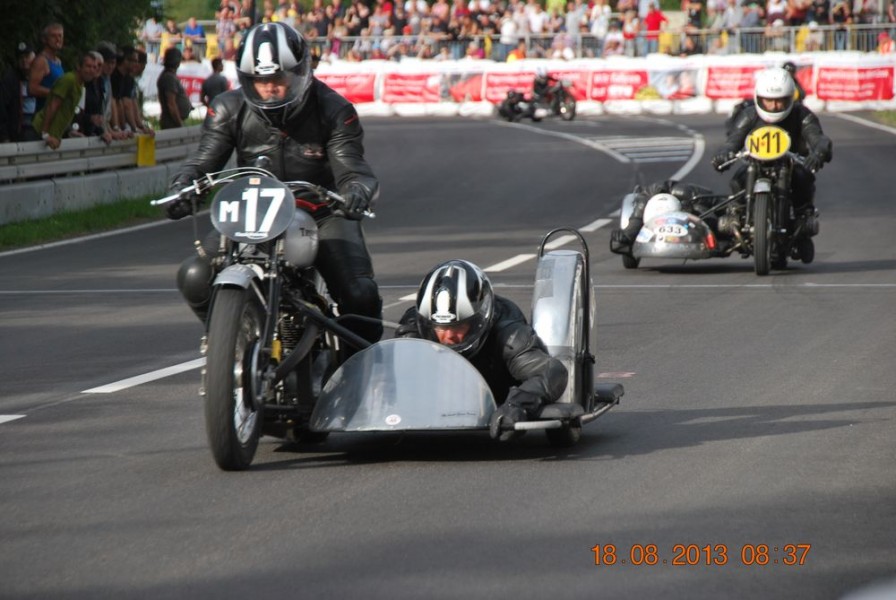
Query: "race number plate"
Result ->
[[211, 176, 295, 243], [656, 223, 688, 237], [745, 125, 791, 161]]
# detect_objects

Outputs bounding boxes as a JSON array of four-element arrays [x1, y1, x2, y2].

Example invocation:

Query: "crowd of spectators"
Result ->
[[2, 0, 894, 146], [137, 0, 896, 64]]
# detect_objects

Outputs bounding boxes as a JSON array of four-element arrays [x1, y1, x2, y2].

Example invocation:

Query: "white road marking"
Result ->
[[0, 415, 26, 425], [831, 112, 896, 136], [82, 358, 206, 394], [43, 118, 704, 393]]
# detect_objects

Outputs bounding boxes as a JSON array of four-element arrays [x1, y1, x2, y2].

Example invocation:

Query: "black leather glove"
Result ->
[[489, 388, 541, 441], [711, 150, 736, 172], [165, 182, 203, 220], [803, 153, 824, 173], [340, 184, 371, 221]]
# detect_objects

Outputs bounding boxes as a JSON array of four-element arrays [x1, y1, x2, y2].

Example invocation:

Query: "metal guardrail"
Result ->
[[0, 126, 202, 184]]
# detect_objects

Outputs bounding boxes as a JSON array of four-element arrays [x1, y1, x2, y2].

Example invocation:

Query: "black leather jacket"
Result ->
[[171, 78, 378, 205], [722, 103, 832, 163], [396, 296, 568, 406]]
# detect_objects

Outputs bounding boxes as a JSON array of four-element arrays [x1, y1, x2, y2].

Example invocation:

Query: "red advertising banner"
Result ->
[[447, 73, 484, 102], [589, 70, 649, 101], [315, 72, 377, 104], [381, 72, 441, 103], [816, 66, 895, 101], [179, 76, 206, 106], [549, 69, 590, 101], [483, 71, 536, 103], [704, 65, 762, 99]]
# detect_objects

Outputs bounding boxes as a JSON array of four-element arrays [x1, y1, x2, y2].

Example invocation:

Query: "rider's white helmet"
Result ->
[[753, 67, 795, 124], [643, 193, 682, 223]]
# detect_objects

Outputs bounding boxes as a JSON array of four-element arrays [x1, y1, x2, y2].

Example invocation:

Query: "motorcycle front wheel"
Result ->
[[752, 192, 771, 276], [205, 286, 266, 470], [559, 95, 576, 121]]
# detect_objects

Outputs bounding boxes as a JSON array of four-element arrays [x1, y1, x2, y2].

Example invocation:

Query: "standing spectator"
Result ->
[[589, 0, 612, 52], [201, 57, 230, 108], [140, 15, 164, 63], [95, 46, 127, 141], [603, 19, 626, 55], [682, 0, 705, 33], [830, 0, 851, 49], [111, 47, 138, 132], [766, 0, 789, 24], [740, 2, 765, 52], [32, 52, 100, 150], [217, 7, 239, 58], [0, 42, 37, 142], [506, 39, 528, 60], [29, 22, 65, 114], [183, 17, 208, 58], [130, 50, 153, 135], [786, 0, 812, 25], [164, 19, 184, 53], [643, 1, 669, 53], [76, 50, 111, 142], [157, 48, 192, 129], [181, 45, 200, 63], [622, 9, 642, 56], [879, 30, 896, 52], [810, 0, 830, 25]]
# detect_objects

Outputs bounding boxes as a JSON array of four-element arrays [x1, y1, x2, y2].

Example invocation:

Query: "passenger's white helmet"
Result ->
[[753, 67, 795, 124], [643, 193, 682, 223]]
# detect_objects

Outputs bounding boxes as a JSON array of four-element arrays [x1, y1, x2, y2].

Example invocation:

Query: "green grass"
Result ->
[[871, 111, 896, 128], [0, 196, 167, 252]]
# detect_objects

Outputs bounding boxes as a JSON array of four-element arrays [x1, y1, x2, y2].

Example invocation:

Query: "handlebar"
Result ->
[[150, 166, 375, 218]]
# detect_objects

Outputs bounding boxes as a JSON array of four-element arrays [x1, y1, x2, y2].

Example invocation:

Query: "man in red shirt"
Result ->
[[643, 1, 668, 54]]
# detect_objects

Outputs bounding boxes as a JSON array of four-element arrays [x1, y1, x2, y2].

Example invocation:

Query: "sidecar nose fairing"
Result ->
[[310, 338, 496, 432], [634, 211, 716, 260]]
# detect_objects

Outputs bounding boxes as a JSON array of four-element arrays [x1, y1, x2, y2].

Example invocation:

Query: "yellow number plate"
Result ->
[[745, 125, 791, 161]]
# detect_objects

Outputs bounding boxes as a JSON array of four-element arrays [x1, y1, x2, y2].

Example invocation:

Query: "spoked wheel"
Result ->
[[205, 286, 266, 471], [752, 192, 772, 276], [546, 421, 582, 448], [559, 97, 576, 121]]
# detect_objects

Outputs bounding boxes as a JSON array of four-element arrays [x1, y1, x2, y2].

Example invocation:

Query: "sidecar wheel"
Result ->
[[546, 422, 582, 448], [622, 254, 640, 269], [205, 286, 265, 471]]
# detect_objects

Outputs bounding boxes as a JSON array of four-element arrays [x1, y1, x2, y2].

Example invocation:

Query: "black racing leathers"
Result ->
[[395, 296, 568, 413], [720, 103, 832, 212], [171, 79, 382, 342]]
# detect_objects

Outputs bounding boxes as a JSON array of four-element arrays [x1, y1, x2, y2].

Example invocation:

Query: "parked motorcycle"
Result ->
[[153, 166, 374, 470], [617, 125, 818, 275], [497, 80, 577, 122]]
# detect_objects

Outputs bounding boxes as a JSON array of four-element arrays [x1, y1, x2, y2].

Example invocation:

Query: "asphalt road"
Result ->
[[1, 112, 894, 599]]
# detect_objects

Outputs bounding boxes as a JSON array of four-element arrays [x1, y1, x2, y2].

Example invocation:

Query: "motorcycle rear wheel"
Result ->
[[205, 286, 266, 471], [752, 192, 771, 276]]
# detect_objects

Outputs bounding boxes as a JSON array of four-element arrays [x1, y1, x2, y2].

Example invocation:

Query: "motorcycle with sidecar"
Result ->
[[616, 125, 819, 275], [155, 171, 621, 470]]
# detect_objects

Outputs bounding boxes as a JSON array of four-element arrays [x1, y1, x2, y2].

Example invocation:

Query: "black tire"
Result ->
[[546, 422, 582, 448], [622, 254, 640, 269], [752, 192, 771, 276], [797, 237, 815, 264], [560, 95, 576, 121], [205, 286, 265, 471]]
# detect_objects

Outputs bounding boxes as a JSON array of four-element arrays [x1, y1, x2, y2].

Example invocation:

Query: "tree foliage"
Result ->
[[0, 0, 154, 71]]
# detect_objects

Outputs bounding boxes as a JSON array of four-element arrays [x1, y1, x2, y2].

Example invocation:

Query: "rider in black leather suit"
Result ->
[[167, 22, 382, 344], [395, 260, 568, 441], [713, 67, 831, 257]]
